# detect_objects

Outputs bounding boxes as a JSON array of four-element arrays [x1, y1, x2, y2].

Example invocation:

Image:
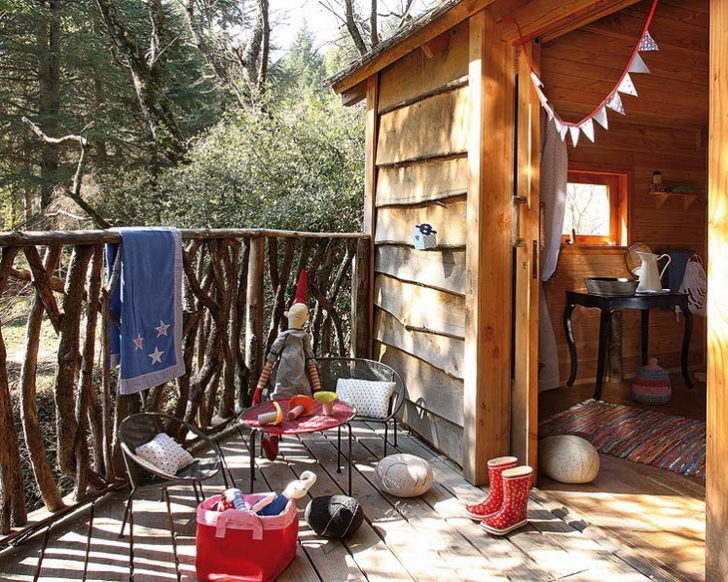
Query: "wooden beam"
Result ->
[[706, 3, 728, 580], [463, 9, 514, 485], [362, 74, 379, 358], [511, 40, 540, 471], [422, 32, 450, 58], [331, 0, 498, 95], [341, 80, 367, 107], [494, 0, 643, 43]]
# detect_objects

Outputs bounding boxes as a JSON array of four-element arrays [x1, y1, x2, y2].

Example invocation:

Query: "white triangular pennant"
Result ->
[[607, 92, 626, 115], [593, 106, 609, 130], [580, 119, 595, 142], [617, 73, 638, 96], [556, 120, 568, 141], [530, 71, 543, 87], [543, 102, 555, 120], [639, 31, 659, 52], [629, 52, 651, 74], [569, 126, 580, 147]]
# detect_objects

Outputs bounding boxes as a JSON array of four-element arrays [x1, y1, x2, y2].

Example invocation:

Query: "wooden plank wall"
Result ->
[[541, 0, 708, 384], [373, 21, 470, 464]]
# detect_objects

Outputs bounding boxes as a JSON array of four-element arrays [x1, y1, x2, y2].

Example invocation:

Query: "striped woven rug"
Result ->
[[539, 399, 705, 479]]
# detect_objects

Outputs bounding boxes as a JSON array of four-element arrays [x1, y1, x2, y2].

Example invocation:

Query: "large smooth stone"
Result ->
[[539, 435, 600, 484], [375, 453, 433, 497]]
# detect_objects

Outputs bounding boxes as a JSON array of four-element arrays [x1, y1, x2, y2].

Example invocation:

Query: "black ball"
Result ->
[[304, 495, 364, 539]]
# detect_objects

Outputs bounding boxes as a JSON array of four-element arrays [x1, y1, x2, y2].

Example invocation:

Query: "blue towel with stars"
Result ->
[[106, 227, 185, 395]]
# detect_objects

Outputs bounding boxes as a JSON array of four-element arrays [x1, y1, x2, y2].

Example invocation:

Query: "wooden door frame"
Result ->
[[511, 40, 541, 471], [707, 3, 726, 580]]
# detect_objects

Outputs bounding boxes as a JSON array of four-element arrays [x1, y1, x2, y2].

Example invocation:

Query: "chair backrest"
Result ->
[[316, 357, 406, 421], [117, 412, 206, 487]]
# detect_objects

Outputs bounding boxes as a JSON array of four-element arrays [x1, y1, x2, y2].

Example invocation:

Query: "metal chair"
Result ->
[[117, 412, 227, 582], [317, 357, 406, 456]]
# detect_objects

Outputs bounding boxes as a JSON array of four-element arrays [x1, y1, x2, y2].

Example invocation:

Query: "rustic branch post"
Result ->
[[0, 247, 27, 532], [351, 237, 371, 358], [19, 245, 65, 511], [245, 237, 265, 399]]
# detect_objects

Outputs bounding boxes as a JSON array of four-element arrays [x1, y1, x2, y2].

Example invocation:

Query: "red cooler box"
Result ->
[[196, 494, 299, 582]]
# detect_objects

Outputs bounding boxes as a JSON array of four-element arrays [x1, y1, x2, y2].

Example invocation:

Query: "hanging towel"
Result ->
[[106, 227, 185, 395]]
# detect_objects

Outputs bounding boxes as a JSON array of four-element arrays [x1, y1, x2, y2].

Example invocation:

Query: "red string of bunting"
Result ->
[[504, 0, 660, 146]]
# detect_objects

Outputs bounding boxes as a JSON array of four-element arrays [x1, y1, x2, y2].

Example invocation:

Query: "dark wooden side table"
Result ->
[[563, 290, 693, 400]]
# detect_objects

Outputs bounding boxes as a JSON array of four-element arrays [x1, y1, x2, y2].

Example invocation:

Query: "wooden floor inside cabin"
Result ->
[[0, 420, 682, 582], [539, 379, 707, 582]]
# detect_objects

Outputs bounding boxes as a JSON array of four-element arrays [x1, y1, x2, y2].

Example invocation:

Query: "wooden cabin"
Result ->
[[330, 0, 726, 579]]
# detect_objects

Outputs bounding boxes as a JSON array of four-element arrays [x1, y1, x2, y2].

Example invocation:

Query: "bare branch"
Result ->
[[22, 118, 111, 229], [21, 117, 89, 147]]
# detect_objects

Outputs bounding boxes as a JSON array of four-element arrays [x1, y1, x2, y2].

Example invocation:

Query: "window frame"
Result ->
[[562, 170, 629, 246]]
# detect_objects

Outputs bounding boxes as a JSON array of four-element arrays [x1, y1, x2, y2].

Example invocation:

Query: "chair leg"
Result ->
[[337, 425, 342, 473], [393, 418, 398, 447], [119, 489, 134, 539], [384, 423, 389, 457], [164, 488, 182, 582], [128, 494, 135, 582]]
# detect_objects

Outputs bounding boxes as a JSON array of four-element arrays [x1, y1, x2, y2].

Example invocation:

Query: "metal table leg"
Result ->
[[337, 425, 342, 473], [249, 429, 257, 492], [348, 422, 353, 496]]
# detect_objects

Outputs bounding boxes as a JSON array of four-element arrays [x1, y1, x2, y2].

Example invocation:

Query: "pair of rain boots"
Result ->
[[465, 456, 533, 535]]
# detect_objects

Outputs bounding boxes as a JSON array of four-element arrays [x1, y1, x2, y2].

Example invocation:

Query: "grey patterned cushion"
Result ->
[[135, 433, 194, 475], [336, 378, 395, 419]]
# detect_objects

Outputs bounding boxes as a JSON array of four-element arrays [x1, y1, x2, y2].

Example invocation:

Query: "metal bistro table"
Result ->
[[240, 398, 356, 495], [564, 290, 693, 400]]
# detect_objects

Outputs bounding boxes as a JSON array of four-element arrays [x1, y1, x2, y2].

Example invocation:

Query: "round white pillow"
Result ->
[[539, 435, 600, 484], [375, 453, 433, 497]]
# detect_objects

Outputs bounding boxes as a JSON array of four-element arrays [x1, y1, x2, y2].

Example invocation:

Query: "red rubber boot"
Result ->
[[465, 456, 518, 520], [480, 466, 533, 535]]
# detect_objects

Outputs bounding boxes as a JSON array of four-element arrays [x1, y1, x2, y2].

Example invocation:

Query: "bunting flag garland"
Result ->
[[639, 31, 659, 51], [513, 0, 660, 147]]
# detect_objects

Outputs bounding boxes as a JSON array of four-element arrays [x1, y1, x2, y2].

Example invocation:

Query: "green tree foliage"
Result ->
[[1, 4, 365, 234]]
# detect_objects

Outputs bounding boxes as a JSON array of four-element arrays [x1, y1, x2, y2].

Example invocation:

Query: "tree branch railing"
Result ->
[[0, 227, 370, 540]]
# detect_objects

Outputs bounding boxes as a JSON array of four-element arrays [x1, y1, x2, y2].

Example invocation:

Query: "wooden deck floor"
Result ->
[[0, 421, 685, 582], [540, 381, 706, 582]]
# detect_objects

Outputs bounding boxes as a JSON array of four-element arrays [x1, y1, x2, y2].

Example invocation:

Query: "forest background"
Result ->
[[0, 0, 436, 234]]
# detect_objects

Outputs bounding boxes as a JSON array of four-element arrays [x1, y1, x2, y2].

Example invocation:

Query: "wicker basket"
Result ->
[[584, 277, 638, 296]]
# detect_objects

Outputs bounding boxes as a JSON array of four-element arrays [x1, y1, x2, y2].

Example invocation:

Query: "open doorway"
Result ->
[[534, 1, 708, 579]]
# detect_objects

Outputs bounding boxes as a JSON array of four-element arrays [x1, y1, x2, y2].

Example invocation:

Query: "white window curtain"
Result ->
[[539, 117, 568, 392]]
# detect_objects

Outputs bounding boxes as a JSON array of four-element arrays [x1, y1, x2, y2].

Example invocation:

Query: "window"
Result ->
[[562, 171, 629, 245]]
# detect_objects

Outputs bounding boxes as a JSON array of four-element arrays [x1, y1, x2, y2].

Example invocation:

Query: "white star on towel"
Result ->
[[148, 346, 164, 364], [155, 320, 171, 337], [133, 334, 144, 351]]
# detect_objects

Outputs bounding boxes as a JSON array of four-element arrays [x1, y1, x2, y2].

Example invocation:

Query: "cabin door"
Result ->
[[511, 42, 541, 469]]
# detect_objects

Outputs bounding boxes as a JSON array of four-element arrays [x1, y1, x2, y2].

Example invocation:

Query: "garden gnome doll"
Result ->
[[252, 270, 321, 459]]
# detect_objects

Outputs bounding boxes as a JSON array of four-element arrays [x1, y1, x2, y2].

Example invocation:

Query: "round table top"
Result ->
[[241, 397, 355, 435]]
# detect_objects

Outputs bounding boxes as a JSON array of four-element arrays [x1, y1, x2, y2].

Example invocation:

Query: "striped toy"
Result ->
[[632, 357, 671, 405]]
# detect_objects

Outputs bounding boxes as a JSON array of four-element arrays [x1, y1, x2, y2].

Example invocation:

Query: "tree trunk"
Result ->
[[0, 247, 27, 532], [36, 0, 62, 210], [94, 0, 187, 168]]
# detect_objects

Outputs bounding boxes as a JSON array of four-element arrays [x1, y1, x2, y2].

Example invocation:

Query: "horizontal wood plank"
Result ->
[[375, 196, 467, 247], [375, 244, 466, 295], [378, 20, 470, 113], [374, 307, 464, 379], [374, 274, 465, 339], [376, 87, 469, 166], [375, 341, 464, 425], [376, 156, 468, 207]]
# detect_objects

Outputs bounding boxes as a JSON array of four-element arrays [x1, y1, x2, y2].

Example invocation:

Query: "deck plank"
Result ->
[[0, 421, 691, 582]]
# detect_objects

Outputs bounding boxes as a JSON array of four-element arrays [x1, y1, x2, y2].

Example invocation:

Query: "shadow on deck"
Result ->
[[0, 422, 685, 582]]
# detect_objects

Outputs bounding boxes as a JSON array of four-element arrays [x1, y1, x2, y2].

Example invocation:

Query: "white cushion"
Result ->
[[336, 378, 395, 419], [375, 453, 433, 497], [539, 435, 600, 484], [135, 433, 194, 475]]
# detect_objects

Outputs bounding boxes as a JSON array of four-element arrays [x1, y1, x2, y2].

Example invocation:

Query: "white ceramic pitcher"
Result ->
[[635, 251, 671, 293]]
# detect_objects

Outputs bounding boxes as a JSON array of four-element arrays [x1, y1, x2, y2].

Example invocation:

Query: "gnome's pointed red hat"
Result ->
[[292, 269, 308, 306]]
